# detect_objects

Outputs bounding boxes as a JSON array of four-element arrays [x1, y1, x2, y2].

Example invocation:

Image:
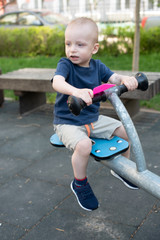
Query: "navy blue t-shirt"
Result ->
[[53, 58, 114, 125]]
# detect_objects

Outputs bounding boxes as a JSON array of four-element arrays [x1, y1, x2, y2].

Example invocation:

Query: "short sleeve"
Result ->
[[54, 58, 71, 79], [98, 61, 114, 83]]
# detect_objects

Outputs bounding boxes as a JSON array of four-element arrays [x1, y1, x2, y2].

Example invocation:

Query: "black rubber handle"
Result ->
[[136, 72, 148, 91], [67, 91, 107, 116], [118, 72, 148, 96], [68, 72, 148, 116], [67, 96, 86, 116]]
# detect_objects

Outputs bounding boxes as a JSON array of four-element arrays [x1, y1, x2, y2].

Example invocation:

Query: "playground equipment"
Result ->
[[50, 72, 160, 200]]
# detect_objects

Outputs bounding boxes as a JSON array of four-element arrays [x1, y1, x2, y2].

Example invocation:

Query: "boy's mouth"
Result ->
[[70, 55, 79, 60]]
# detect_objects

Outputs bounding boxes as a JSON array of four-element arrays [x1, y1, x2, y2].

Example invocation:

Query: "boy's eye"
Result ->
[[78, 43, 84, 47], [66, 42, 71, 46]]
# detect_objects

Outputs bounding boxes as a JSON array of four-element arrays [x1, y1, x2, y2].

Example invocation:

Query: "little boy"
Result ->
[[52, 17, 138, 211]]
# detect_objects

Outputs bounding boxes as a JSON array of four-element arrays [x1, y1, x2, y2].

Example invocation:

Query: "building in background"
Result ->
[[1, 0, 160, 22]]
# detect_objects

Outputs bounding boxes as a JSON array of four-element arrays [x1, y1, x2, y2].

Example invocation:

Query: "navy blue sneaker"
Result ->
[[110, 170, 139, 190], [70, 180, 99, 211]]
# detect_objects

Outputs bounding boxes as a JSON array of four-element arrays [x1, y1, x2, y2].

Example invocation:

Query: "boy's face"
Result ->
[[65, 24, 99, 67]]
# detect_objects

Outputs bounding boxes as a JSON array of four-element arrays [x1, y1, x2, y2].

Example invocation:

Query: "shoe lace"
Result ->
[[77, 184, 94, 200]]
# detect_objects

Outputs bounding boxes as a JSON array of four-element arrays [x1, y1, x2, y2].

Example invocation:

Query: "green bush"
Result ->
[[100, 26, 134, 56], [0, 26, 65, 57], [0, 26, 160, 57], [45, 29, 65, 56], [101, 25, 160, 56], [140, 27, 160, 54]]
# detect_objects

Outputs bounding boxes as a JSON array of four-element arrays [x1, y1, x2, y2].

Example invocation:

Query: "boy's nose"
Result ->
[[70, 45, 76, 52]]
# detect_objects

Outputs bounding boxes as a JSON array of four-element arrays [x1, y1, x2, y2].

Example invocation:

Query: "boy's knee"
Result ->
[[114, 125, 129, 142], [75, 138, 92, 155]]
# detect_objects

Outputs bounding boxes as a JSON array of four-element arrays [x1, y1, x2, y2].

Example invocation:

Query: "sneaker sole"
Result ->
[[70, 181, 93, 211], [110, 170, 139, 190]]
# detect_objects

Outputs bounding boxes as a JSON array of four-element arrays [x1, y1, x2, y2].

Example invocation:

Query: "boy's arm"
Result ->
[[109, 73, 138, 91], [52, 75, 93, 106]]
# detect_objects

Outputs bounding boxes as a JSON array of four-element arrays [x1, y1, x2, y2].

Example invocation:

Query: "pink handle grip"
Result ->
[[93, 84, 116, 95]]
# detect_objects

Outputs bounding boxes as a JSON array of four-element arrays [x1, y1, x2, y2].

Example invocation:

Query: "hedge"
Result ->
[[0, 26, 160, 57], [100, 26, 160, 56], [0, 26, 65, 57]]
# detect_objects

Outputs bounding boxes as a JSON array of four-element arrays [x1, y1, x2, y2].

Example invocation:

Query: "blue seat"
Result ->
[[50, 134, 129, 161], [50, 134, 65, 147]]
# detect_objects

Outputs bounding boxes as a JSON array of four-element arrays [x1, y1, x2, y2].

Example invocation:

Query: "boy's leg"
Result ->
[[112, 125, 130, 158], [54, 124, 99, 211], [71, 138, 92, 179], [71, 138, 99, 211], [54, 124, 92, 178], [90, 116, 138, 190]]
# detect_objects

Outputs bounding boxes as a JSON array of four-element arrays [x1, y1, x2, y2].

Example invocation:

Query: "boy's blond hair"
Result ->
[[66, 17, 99, 43]]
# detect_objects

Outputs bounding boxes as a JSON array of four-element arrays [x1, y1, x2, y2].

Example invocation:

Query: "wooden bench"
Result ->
[[116, 70, 160, 116], [0, 68, 55, 114], [0, 68, 160, 116]]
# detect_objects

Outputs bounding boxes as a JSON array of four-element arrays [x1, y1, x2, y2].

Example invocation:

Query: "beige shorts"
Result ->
[[54, 115, 122, 151]]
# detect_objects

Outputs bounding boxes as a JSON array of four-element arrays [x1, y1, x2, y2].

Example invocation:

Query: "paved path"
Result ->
[[0, 101, 160, 240]]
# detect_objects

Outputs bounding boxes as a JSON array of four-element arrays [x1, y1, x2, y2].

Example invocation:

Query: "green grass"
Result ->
[[0, 54, 160, 110], [0, 56, 60, 74], [1, 53, 160, 74], [95, 53, 160, 72], [141, 93, 160, 111]]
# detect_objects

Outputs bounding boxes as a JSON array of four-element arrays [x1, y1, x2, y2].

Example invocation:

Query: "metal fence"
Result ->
[[1, 0, 160, 23]]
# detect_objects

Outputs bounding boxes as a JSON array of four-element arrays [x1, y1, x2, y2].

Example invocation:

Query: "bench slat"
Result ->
[[0, 68, 160, 115], [0, 68, 159, 100]]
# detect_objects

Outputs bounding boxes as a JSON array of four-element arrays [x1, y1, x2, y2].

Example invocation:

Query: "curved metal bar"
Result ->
[[100, 155, 160, 200], [108, 92, 147, 172]]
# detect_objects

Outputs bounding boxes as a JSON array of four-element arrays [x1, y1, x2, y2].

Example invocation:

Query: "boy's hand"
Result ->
[[72, 89, 93, 106], [109, 73, 138, 91], [121, 76, 138, 91]]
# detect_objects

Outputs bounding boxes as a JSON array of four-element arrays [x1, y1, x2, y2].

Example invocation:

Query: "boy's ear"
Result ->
[[92, 43, 99, 54]]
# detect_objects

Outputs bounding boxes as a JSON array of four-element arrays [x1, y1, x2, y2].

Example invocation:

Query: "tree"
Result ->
[[132, 0, 140, 71], [0, 0, 16, 11]]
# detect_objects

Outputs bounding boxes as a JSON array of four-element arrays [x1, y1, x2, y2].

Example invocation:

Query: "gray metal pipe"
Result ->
[[100, 155, 160, 200], [100, 92, 160, 200], [108, 93, 147, 172]]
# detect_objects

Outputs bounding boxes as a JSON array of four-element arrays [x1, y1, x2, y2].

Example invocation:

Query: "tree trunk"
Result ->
[[132, 0, 141, 72]]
